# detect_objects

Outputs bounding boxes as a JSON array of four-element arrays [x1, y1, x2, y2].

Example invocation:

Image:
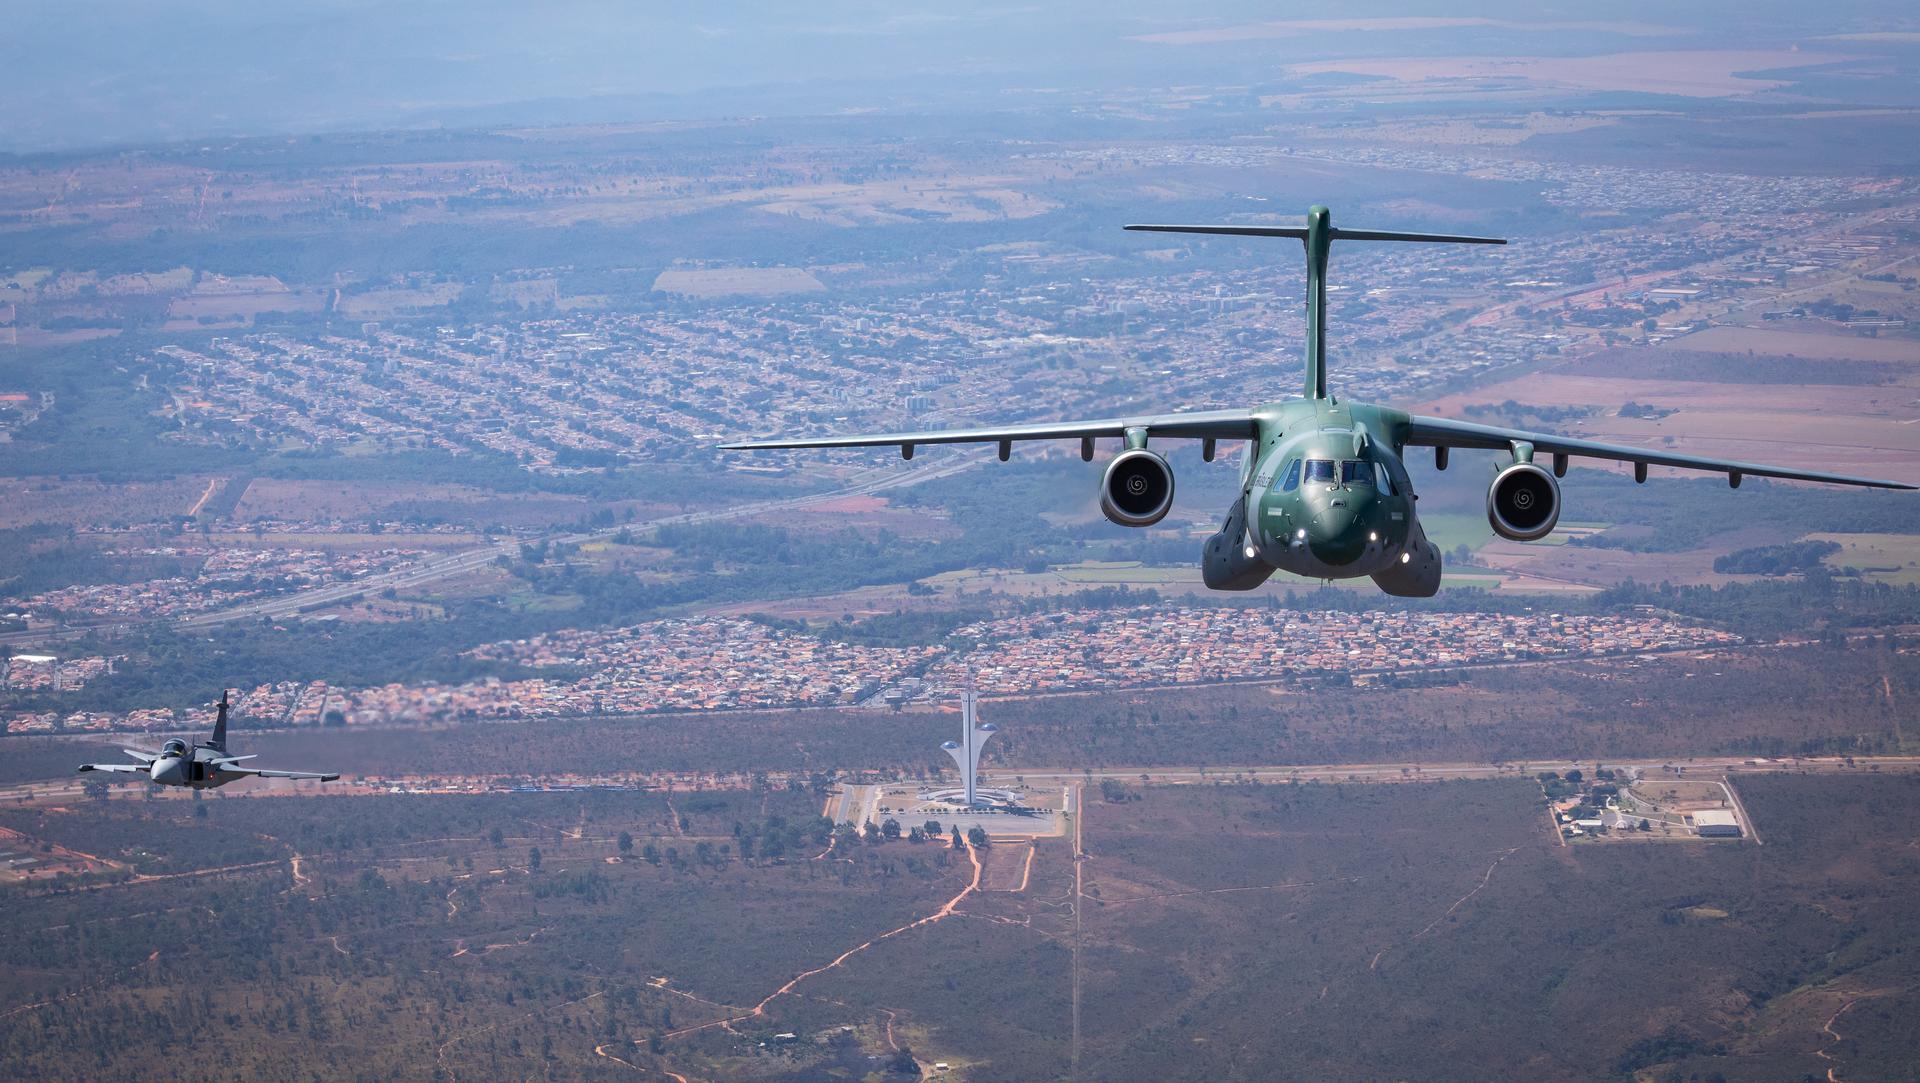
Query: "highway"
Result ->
[[0, 447, 989, 648]]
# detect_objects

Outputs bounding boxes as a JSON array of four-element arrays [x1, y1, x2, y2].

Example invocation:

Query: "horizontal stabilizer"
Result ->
[[1124, 224, 1505, 245]]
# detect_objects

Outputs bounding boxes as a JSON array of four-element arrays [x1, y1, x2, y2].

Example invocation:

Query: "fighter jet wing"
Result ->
[[718, 408, 1259, 453], [78, 763, 149, 773], [229, 767, 341, 781], [122, 748, 160, 762], [1406, 415, 1916, 489]]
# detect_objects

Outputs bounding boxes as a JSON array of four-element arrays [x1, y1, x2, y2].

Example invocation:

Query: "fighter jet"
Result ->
[[721, 205, 1913, 597], [79, 691, 339, 790]]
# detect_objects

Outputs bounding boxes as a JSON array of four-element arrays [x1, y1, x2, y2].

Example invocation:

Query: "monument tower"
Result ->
[[940, 678, 999, 807]]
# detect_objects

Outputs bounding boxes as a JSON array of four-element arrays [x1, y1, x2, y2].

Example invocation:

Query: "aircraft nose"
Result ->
[[1308, 507, 1365, 566], [151, 760, 185, 787]]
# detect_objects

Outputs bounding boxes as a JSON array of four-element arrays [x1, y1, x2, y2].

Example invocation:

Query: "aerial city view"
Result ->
[[3, 3, 1919, 1081]]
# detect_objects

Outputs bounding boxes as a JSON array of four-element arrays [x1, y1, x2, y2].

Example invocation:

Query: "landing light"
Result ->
[[1243, 545, 1257, 559], [1295, 529, 1306, 539], [1369, 532, 1377, 542], [1400, 553, 1411, 564]]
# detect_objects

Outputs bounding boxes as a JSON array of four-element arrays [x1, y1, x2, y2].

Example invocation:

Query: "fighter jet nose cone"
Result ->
[[151, 760, 185, 787]]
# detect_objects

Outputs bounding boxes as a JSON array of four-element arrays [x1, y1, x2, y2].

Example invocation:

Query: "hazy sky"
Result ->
[[2, 1, 1912, 151]]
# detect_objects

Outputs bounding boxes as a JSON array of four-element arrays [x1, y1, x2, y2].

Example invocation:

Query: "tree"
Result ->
[[642, 843, 660, 866], [529, 846, 542, 870], [489, 827, 504, 849], [881, 817, 901, 840], [923, 819, 942, 837], [950, 826, 964, 848], [967, 825, 987, 848], [82, 776, 110, 802], [908, 827, 926, 844], [863, 820, 883, 844], [890, 1047, 919, 1073], [618, 830, 633, 854]]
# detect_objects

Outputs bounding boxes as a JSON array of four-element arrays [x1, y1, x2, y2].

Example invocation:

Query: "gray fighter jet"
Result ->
[[79, 691, 339, 790]]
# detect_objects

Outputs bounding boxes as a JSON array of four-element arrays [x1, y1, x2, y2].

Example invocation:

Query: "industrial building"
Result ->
[[1691, 809, 1742, 838]]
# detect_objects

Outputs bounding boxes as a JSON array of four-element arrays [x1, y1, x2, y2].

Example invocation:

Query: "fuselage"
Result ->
[[148, 740, 241, 790], [1239, 396, 1419, 579]]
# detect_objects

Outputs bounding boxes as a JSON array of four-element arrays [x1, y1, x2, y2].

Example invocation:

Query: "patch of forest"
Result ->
[[1, 772, 1913, 1082]]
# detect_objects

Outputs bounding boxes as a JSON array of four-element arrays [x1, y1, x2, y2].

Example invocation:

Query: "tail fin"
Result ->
[[1125, 208, 1504, 401], [210, 690, 230, 750]]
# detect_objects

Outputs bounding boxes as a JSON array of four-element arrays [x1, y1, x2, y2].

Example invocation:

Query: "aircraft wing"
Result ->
[[717, 409, 1260, 453], [230, 767, 341, 781], [122, 748, 160, 762], [78, 763, 149, 774], [1406, 415, 1916, 489]]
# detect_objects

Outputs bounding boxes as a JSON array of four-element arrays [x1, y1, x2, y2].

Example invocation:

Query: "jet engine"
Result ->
[[1100, 448, 1175, 527], [1486, 462, 1560, 541]]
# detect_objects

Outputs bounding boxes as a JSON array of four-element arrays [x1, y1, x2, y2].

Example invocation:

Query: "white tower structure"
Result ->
[[940, 680, 998, 807]]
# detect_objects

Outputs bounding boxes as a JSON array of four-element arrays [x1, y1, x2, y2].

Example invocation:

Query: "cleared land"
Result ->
[[651, 267, 827, 297]]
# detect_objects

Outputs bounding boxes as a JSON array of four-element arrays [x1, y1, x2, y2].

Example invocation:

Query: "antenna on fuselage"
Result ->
[[1124, 207, 1505, 402]]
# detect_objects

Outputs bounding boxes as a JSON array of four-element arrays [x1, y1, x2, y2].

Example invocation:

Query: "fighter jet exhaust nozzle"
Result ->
[[1099, 449, 1175, 527], [1487, 462, 1561, 542]]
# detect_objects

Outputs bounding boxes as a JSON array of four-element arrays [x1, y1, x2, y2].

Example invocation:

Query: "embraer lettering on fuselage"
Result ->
[[719, 205, 1914, 598]]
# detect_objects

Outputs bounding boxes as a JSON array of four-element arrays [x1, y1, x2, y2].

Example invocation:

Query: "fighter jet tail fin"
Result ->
[[210, 690, 230, 750]]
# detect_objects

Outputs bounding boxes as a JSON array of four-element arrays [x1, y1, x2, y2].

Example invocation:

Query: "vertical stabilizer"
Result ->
[[1121, 212, 1503, 404], [210, 690, 230, 750], [1304, 205, 1332, 401]]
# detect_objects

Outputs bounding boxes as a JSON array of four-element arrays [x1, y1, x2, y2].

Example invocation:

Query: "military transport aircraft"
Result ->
[[720, 205, 1914, 597], [79, 691, 339, 790]]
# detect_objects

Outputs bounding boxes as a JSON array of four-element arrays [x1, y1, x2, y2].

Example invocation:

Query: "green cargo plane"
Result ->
[[720, 206, 1914, 597]]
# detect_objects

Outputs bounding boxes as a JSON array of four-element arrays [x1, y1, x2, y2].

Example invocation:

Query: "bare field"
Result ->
[[652, 267, 825, 297], [0, 474, 216, 528], [232, 478, 671, 529], [744, 495, 963, 541], [1801, 532, 1920, 586], [1414, 372, 1920, 486], [1666, 325, 1920, 362], [1281, 50, 1855, 99]]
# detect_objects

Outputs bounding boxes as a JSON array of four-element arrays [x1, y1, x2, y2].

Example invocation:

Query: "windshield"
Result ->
[[1304, 459, 1336, 485], [162, 740, 187, 756], [1342, 460, 1375, 486]]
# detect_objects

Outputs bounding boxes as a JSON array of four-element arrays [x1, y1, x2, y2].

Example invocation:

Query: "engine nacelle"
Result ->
[[1486, 462, 1561, 541], [1100, 449, 1175, 527]]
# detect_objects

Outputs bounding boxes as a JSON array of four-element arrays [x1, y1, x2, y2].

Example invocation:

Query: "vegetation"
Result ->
[[1554, 468, 1920, 553], [1713, 539, 1843, 575], [5, 770, 1909, 1081]]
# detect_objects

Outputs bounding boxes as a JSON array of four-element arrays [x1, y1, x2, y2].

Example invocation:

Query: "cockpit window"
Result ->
[[162, 739, 187, 756], [1304, 460, 1336, 485], [1276, 459, 1302, 492], [1342, 460, 1375, 486]]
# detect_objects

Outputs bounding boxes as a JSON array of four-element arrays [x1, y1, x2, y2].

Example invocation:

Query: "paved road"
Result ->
[[0, 448, 990, 648]]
